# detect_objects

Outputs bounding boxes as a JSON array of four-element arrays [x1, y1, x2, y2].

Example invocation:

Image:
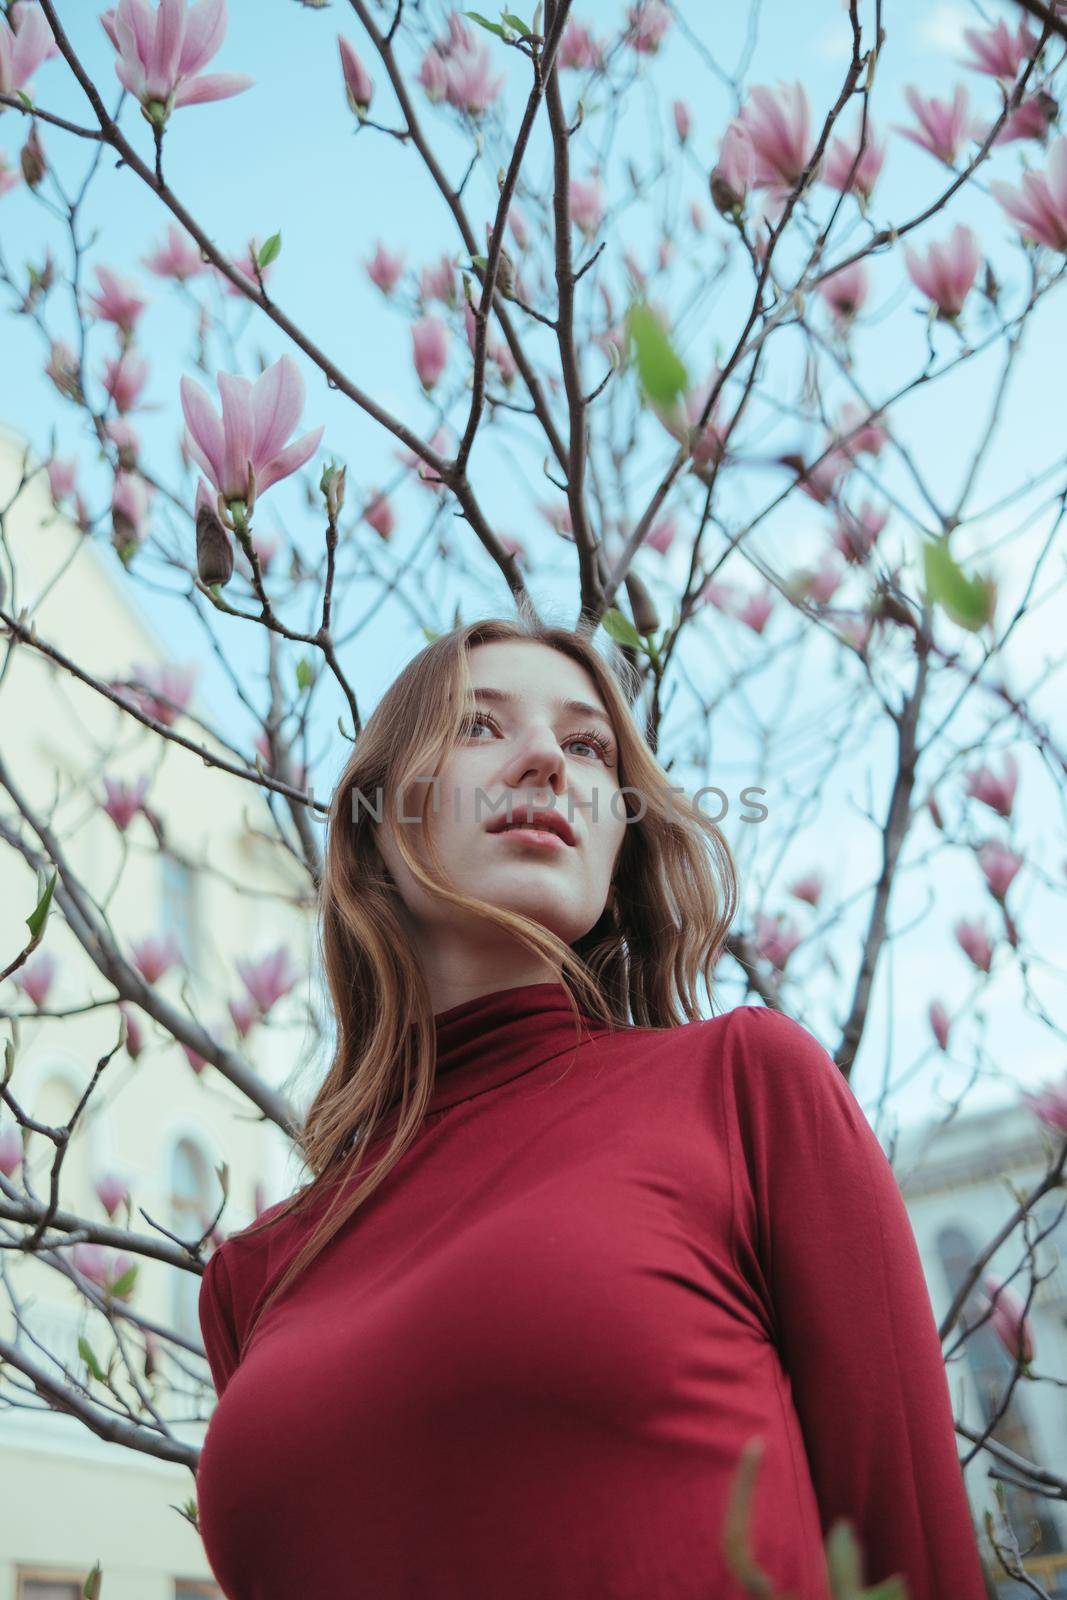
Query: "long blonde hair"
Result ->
[[231, 615, 739, 1354]]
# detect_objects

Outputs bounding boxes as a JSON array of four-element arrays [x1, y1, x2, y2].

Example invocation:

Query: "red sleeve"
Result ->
[[198, 1244, 241, 1399], [723, 1004, 988, 1598]]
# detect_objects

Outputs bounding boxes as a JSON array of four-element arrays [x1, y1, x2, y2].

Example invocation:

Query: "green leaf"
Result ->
[[502, 12, 532, 35], [421, 626, 441, 643], [78, 1337, 106, 1383], [922, 539, 995, 632], [464, 10, 510, 38], [256, 232, 282, 269], [26, 869, 57, 941], [625, 302, 688, 408], [108, 1264, 139, 1301], [295, 656, 315, 691], [601, 607, 643, 650], [83, 1562, 102, 1600]]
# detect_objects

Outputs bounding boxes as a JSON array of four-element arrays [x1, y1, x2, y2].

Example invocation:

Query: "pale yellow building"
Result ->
[[0, 427, 318, 1599]]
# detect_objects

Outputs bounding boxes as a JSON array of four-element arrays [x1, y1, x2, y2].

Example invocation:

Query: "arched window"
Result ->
[[170, 1137, 214, 1342], [935, 1223, 1063, 1556]]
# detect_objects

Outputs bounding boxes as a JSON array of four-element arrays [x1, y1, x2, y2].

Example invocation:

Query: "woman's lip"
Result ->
[[490, 826, 570, 849]]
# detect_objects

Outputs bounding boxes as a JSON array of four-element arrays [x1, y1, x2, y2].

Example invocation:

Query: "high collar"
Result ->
[[426, 981, 610, 1112], [363, 982, 613, 1146]]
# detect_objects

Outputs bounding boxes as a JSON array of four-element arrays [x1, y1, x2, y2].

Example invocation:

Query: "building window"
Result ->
[[161, 853, 202, 975], [935, 1223, 1063, 1556], [17, 1574, 87, 1600], [170, 1136, 214, 1341]]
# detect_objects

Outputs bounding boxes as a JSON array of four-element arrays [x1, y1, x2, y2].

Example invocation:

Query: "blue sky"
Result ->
[[2, 0, 1065, 1135]]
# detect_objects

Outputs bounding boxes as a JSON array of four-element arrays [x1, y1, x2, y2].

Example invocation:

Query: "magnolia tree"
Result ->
[[1, 0, 1066, 1591]]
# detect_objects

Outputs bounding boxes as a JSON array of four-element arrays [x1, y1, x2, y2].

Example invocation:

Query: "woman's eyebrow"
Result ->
[[471, 685, 614, 729]]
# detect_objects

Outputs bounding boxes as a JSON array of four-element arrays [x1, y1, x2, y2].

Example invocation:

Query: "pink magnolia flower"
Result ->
[[626, 0, 670, 54], [754, 912, 802, 972], [102, 348, 149, 413], [411, 314, 450, 390], [961, 18, 1039, 82], [837, 401, 888, 457], [86, 265, 148, 334], [954, 917, 993, 973], [928, 999, 951, 1052], [364, 491, 394, 540], [672, 100, 691, 143], [832, 501, 887, 563], [118, 1002, 145, 1058], [645, 515, 677, 555], [904, 224, 981, 319], [817, 260, 870, 325], [896, 84, 978, 165], [131, 932, 180, 984], [507, 205, 529, 249], [690, 199, 706, 233], [786, 446, 849, 505], [569, 176, 605, 237], [12, 952, 56, 1009], [394, 426, 453, 490], [364, 240, 405, 294], [181, 354, 323, 515], [788, 871, 824, 907], [0, 1125, 23, 1178], [964, 752, 1018, 818], [142, 222, 204, 280], [992, 93, 1058, 147], [228, 993, 258, 1038], [236, 945, 298, 1015], [822, 121, 886, 201], [420, 253, 455, 306], [980, 1274, 1034, 1365], [120, 661, 196, 725], [94, 1171, 130, 1218], [558, 19, 603, 71], [102, 422, 138, 477], [338, 34, 372, 114], [737, 82, 814, 195], [977, 839, 1023, 901], [102, 773, 150, 830], [804, 552, 844, 605], [0, 2, 54, 97], [710, 120, 756, 214], [417, 14, 503, 117], [46, 456, 78, 503], [1019, 1072, 1067, 1135], [699, 578, 741, 614], [71, 1242, 136, 1298], [100, 0, 253, 125], [991, 135, 1067, 252], [737, 588, 775, 634]]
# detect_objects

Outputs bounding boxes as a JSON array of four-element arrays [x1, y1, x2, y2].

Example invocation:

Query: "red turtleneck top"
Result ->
[[196, 983, 988, 1599]]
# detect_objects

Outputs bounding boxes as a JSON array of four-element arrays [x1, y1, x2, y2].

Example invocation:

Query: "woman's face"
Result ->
[[378, 640, 629, 951]]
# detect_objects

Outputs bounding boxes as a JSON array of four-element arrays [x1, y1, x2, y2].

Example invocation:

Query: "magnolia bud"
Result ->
[[197, 501, 234, 586], [709, 166, 743, 217], [321, 463, 346, 520], [624, 570, 660, 638], [20, 124, 46, 190]]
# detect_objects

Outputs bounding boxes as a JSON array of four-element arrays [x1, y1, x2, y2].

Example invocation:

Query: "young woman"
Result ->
[[196, 616, 988, 1600]]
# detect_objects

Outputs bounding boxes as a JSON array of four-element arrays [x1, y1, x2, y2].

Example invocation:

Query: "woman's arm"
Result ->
[[723, 1004, 989, 1599], [198, 1243, 242, 1398]]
